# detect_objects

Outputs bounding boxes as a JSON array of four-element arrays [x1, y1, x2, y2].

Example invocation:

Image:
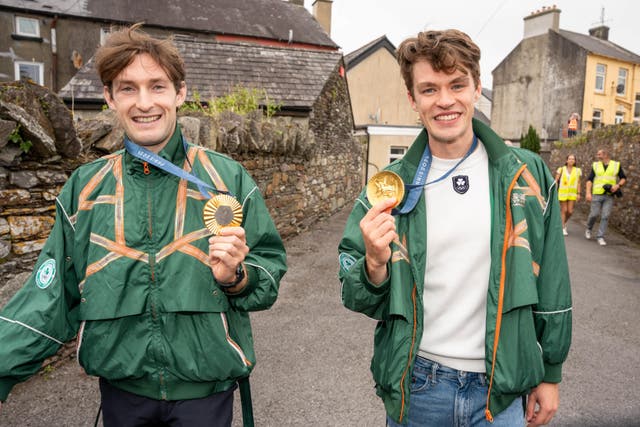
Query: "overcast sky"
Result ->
[[303, 0, 639, 90]]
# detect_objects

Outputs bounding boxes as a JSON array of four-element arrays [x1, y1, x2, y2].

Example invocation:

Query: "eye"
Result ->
[[153, 84, 167, 91], [421, 88, 435, 95]]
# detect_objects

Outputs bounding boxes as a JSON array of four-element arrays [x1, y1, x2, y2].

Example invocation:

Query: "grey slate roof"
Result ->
[[473, 108, 490, 126], [58, 38, 343, 109], [344, 35, 396, 69], [481, 88, 492, 101], [1, 0, 337, 48], [558, 29, 640, 64]]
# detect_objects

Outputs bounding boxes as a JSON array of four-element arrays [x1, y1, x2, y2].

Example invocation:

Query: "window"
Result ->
[[15, 16, 40, 37], [592, 109, 602, 129], [389, 146, 407, 164], [595, 64, 606, 92], [617, 68, 628, 95], [14, 61, 44, 85], [100, 27, 112, 45], [615, 112, 624, 124], [635, 94, 640, 119]]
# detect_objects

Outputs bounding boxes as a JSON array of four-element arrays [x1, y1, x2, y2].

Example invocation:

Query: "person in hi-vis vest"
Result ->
[[567, 113, 579, 137], [555, 154, 581, 236], [585, 148, 627, 246]]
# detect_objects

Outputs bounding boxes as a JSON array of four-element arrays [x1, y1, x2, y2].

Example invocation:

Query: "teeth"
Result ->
[[436, 114, 459, 121], [134, 116, 160, 123]]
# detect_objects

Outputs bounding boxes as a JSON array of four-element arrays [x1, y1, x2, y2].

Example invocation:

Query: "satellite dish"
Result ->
[[616, 84, 625, 94]]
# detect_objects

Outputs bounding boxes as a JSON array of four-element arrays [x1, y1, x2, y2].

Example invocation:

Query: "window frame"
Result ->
[[595, 63, 606, 93], [616, 68, 628, 96], [15, 16, 40, 38], [389, 146, 407, 164], [14, 61, 44, 85], [634, 93, 640, 119], [614, 111, 624, 124], [592, 109, 603, 129]]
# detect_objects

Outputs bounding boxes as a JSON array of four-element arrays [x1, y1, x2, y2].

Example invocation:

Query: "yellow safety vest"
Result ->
[[557, 166, 581, 201], [592, 161, 620, 194]]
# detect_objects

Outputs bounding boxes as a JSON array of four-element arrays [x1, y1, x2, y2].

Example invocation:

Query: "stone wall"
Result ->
[[549, 124, 639, 243], [1, 78, 363, 283]]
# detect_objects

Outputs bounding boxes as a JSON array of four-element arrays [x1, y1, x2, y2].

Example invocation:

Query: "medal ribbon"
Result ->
[[124, 135, 233, 199], [393, 134, 478, 215]]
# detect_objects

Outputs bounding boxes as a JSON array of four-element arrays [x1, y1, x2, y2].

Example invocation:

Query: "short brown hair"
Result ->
[[397, 29, 481, 96], [95, 23, 186, 94]]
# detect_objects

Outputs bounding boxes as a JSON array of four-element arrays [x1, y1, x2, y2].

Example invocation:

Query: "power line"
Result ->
[[475, 0, 508, 38]]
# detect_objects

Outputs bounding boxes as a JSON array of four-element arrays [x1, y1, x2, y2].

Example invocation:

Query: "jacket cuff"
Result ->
[[224, 264, 258, 298], [543, 362, 563, 383], [0, 378, 19, 402], [361, 259, 391, 294]]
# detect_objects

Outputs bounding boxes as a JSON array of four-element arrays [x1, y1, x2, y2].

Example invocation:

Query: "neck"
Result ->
[[429, 135, 475, 159], [145, 140, 169, 154]]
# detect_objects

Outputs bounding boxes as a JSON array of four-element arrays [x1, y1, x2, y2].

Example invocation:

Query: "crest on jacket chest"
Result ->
[[452, 175, 469, 194]]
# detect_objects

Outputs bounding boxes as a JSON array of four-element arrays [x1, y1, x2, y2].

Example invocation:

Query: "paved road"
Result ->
[[1, 208, 639, 426]]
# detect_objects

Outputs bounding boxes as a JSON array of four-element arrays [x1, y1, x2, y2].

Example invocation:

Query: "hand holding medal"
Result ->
[[366, 171, 405, 209], [203, 194, 243, 235]]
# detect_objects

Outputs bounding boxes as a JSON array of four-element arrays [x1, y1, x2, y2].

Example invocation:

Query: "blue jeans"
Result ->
[[387, 357, 524, 427], [587, 194, 614, 238]]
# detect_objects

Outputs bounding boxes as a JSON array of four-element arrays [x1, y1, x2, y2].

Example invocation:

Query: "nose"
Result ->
[[135, 88, 153, 111], [436, 88, 455, 108]]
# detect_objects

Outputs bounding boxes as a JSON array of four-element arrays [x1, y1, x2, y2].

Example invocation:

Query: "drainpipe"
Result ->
[[51, 16, 58, 91]]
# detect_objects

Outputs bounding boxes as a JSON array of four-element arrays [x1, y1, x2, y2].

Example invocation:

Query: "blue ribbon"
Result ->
[[393, 135, 478, 215], [124, 135, 233, 199]]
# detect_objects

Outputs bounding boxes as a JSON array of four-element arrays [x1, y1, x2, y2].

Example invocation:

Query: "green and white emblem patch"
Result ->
[[339, 252, 357, 272], [35, 259, 56, 289]]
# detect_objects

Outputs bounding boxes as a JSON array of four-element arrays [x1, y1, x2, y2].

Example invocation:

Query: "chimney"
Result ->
[[589, 25, 609, 40], [523, 5, 561, 39], [312, 0, 332, 36], [289, 0, 304, 6]]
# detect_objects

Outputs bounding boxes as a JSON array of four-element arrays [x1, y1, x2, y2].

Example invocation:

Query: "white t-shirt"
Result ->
[[418, 141, 491, 373]]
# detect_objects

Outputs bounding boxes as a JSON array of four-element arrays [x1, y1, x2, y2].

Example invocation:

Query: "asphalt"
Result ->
[[1, 207, 639, 427]]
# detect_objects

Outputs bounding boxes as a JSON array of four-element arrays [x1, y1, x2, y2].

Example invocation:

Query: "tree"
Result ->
[[520, 124, 541, 154]]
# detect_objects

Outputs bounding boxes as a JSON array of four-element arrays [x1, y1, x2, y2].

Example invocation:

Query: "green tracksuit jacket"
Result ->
[[0, 125, 287, 402], [339, 119, 572, 423]]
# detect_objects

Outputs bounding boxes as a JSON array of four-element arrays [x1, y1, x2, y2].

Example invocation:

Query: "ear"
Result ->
[[407, 91, 418, 112], [176, 81, 187, 107], [473, 82, 482, 102], [103, 86, 115, 109]]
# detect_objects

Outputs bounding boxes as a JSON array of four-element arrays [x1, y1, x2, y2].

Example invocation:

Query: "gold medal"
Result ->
[[366, 171, 405, 208], [203, 194, 243, 235]]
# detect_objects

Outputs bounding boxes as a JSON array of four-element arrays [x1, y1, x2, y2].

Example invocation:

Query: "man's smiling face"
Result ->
[[408, 59, 480, 157], [104, 53, 186, 153]]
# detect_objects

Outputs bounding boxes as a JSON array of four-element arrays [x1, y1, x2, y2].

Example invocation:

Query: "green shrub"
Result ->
[[520, 124, 541, 154], [180, 86, 280, 118]]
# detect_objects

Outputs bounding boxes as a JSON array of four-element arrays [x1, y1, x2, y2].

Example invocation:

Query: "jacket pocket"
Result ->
[[371, 316, 413, 393], [493, 306, 544, 394]]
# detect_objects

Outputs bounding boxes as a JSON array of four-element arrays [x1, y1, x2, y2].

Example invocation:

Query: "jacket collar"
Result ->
[[125, 124, 186, 171], [403, 119, 512, 169]]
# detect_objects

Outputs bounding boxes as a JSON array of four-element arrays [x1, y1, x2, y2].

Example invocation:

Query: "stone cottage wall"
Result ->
[[549, 124, 639, 243], [1, 80, 363, 290]]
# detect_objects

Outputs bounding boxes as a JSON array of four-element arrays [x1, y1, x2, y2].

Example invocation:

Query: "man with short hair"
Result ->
[[338, 29, 572, 426], [0, 24, 287, 426], [585, 148, 627, 246]]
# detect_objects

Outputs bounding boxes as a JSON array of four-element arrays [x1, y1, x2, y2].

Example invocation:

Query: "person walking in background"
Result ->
[[338, 29, 572, 427], [585, 148, 627, 246], [0, 24, 287, 426], [567, 113, 579, 137], [555, 154, 581, 235]]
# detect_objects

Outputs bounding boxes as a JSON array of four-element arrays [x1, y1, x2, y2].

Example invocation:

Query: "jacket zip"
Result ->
[[144, 167, 167, 400], [485, 164, 527, 422], [398, 283, 418, 423]]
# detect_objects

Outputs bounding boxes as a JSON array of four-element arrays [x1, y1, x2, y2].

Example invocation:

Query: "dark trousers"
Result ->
[[99, 378, 235, 427]]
